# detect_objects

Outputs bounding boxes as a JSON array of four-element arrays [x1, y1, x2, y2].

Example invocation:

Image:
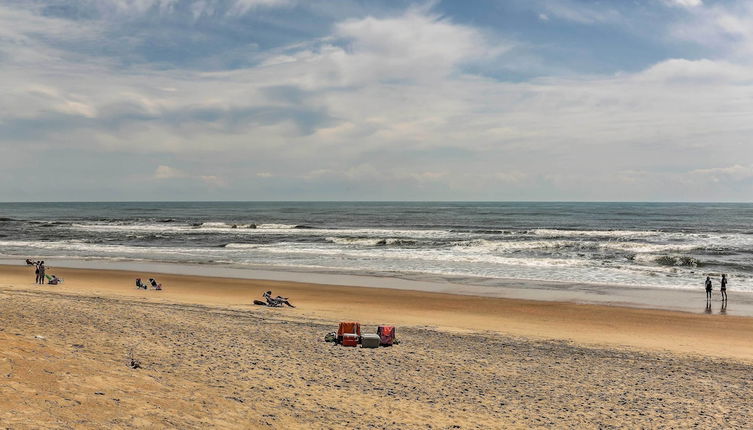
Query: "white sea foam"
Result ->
[[256, 223, 299, 229], [68, 222, 460, 240], [200, 222, 234, 228], [223, 243, 259, 249], [232, 242, 590, 268], [447, 238, 699, 255], [530, 228, 662, 238], [598, 241, 698, 253], [0, 240, 225, 256], [325, 237, 413, 246], [4, 237, 750, 291], [71, 223, 192, 233]]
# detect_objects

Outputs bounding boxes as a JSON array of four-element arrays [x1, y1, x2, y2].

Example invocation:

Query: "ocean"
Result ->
[[1, 202, 751, 292]]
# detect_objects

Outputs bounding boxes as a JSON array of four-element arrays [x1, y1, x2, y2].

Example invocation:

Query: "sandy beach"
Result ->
[[2, 263, 753, 428]]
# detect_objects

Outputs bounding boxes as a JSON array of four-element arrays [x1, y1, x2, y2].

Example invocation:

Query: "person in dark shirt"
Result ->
[[37, 261, 46, 284], [262, 290, 295, 307], [148, 278, 162, 290], [704, 276, 712, 301], [720, 274, 728, 302]]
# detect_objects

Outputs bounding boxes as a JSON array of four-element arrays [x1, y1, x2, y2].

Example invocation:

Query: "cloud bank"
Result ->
[[1, 0, 752, 201]]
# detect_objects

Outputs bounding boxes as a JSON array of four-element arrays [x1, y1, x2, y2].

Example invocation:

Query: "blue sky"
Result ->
[[1, 0, 752, 201]]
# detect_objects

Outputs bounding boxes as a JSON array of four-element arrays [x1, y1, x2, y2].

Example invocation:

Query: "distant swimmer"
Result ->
[[720, 274, 728, 302], [705, 276, 712, 301]]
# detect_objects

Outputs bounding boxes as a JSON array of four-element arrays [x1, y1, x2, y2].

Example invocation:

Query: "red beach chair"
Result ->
[[337, 322, 361, 344]]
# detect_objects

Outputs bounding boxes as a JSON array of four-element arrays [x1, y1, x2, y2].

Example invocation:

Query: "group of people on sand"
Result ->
[[27, 259, 46, 284], [705, 274, 728, 302], [26, 259, 61, 285]]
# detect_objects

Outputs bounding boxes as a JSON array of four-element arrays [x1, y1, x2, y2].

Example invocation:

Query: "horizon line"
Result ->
[[1, 200, 751, 204]]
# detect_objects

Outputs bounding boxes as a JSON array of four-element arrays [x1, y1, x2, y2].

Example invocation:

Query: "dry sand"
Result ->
[[2, 264, 753, 429]]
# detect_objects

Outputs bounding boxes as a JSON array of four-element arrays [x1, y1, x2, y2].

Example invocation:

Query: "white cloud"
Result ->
[[229, 0, 293, 15], [534, 0, 621, 24], [668, 3, 753, 57], [155, 166, 227, 188], [636, 58, 750, 83], [255, 9, 506, 87], [664, 0, 702, 8], [200, 175, 227, 187], [154, 165, 187, 179], [104, 0, 182, 15], [690, 165, 753, 183]]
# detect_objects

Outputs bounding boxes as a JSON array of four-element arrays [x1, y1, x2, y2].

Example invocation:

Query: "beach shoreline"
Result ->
[[2, 263, 752, 361], [3, 257, 752, 316]]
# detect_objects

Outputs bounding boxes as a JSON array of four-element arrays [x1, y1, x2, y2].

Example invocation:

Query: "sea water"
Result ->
[[1, 201, 751, 292]]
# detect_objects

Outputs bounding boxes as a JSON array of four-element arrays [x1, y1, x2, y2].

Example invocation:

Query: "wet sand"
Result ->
[[7, 258, 750, 317], [2, 264, 753, 428]]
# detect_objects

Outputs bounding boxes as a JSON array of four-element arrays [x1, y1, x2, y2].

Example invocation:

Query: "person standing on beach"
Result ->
[[38, 261, 45, 284], [705, 276, 712, 301], [720, 274, 728, 302], [34, 261, 41, 284]]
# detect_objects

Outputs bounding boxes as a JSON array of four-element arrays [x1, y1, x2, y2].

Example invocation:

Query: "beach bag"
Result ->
[[377, 326, 395, 346], [361, 333, 380, 348]]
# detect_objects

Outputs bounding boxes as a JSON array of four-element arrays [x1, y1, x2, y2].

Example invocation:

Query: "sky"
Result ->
[[1, 0, 753, 202]]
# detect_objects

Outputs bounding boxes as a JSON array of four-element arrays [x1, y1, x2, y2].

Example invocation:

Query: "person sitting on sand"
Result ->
[[47, 275, 62, 285], [148, 278, 162, 290], [136, 278, 149, 290], [705, 276, 712, 301], [720, 274, 728, 302], [262, 290, 295, 308]]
